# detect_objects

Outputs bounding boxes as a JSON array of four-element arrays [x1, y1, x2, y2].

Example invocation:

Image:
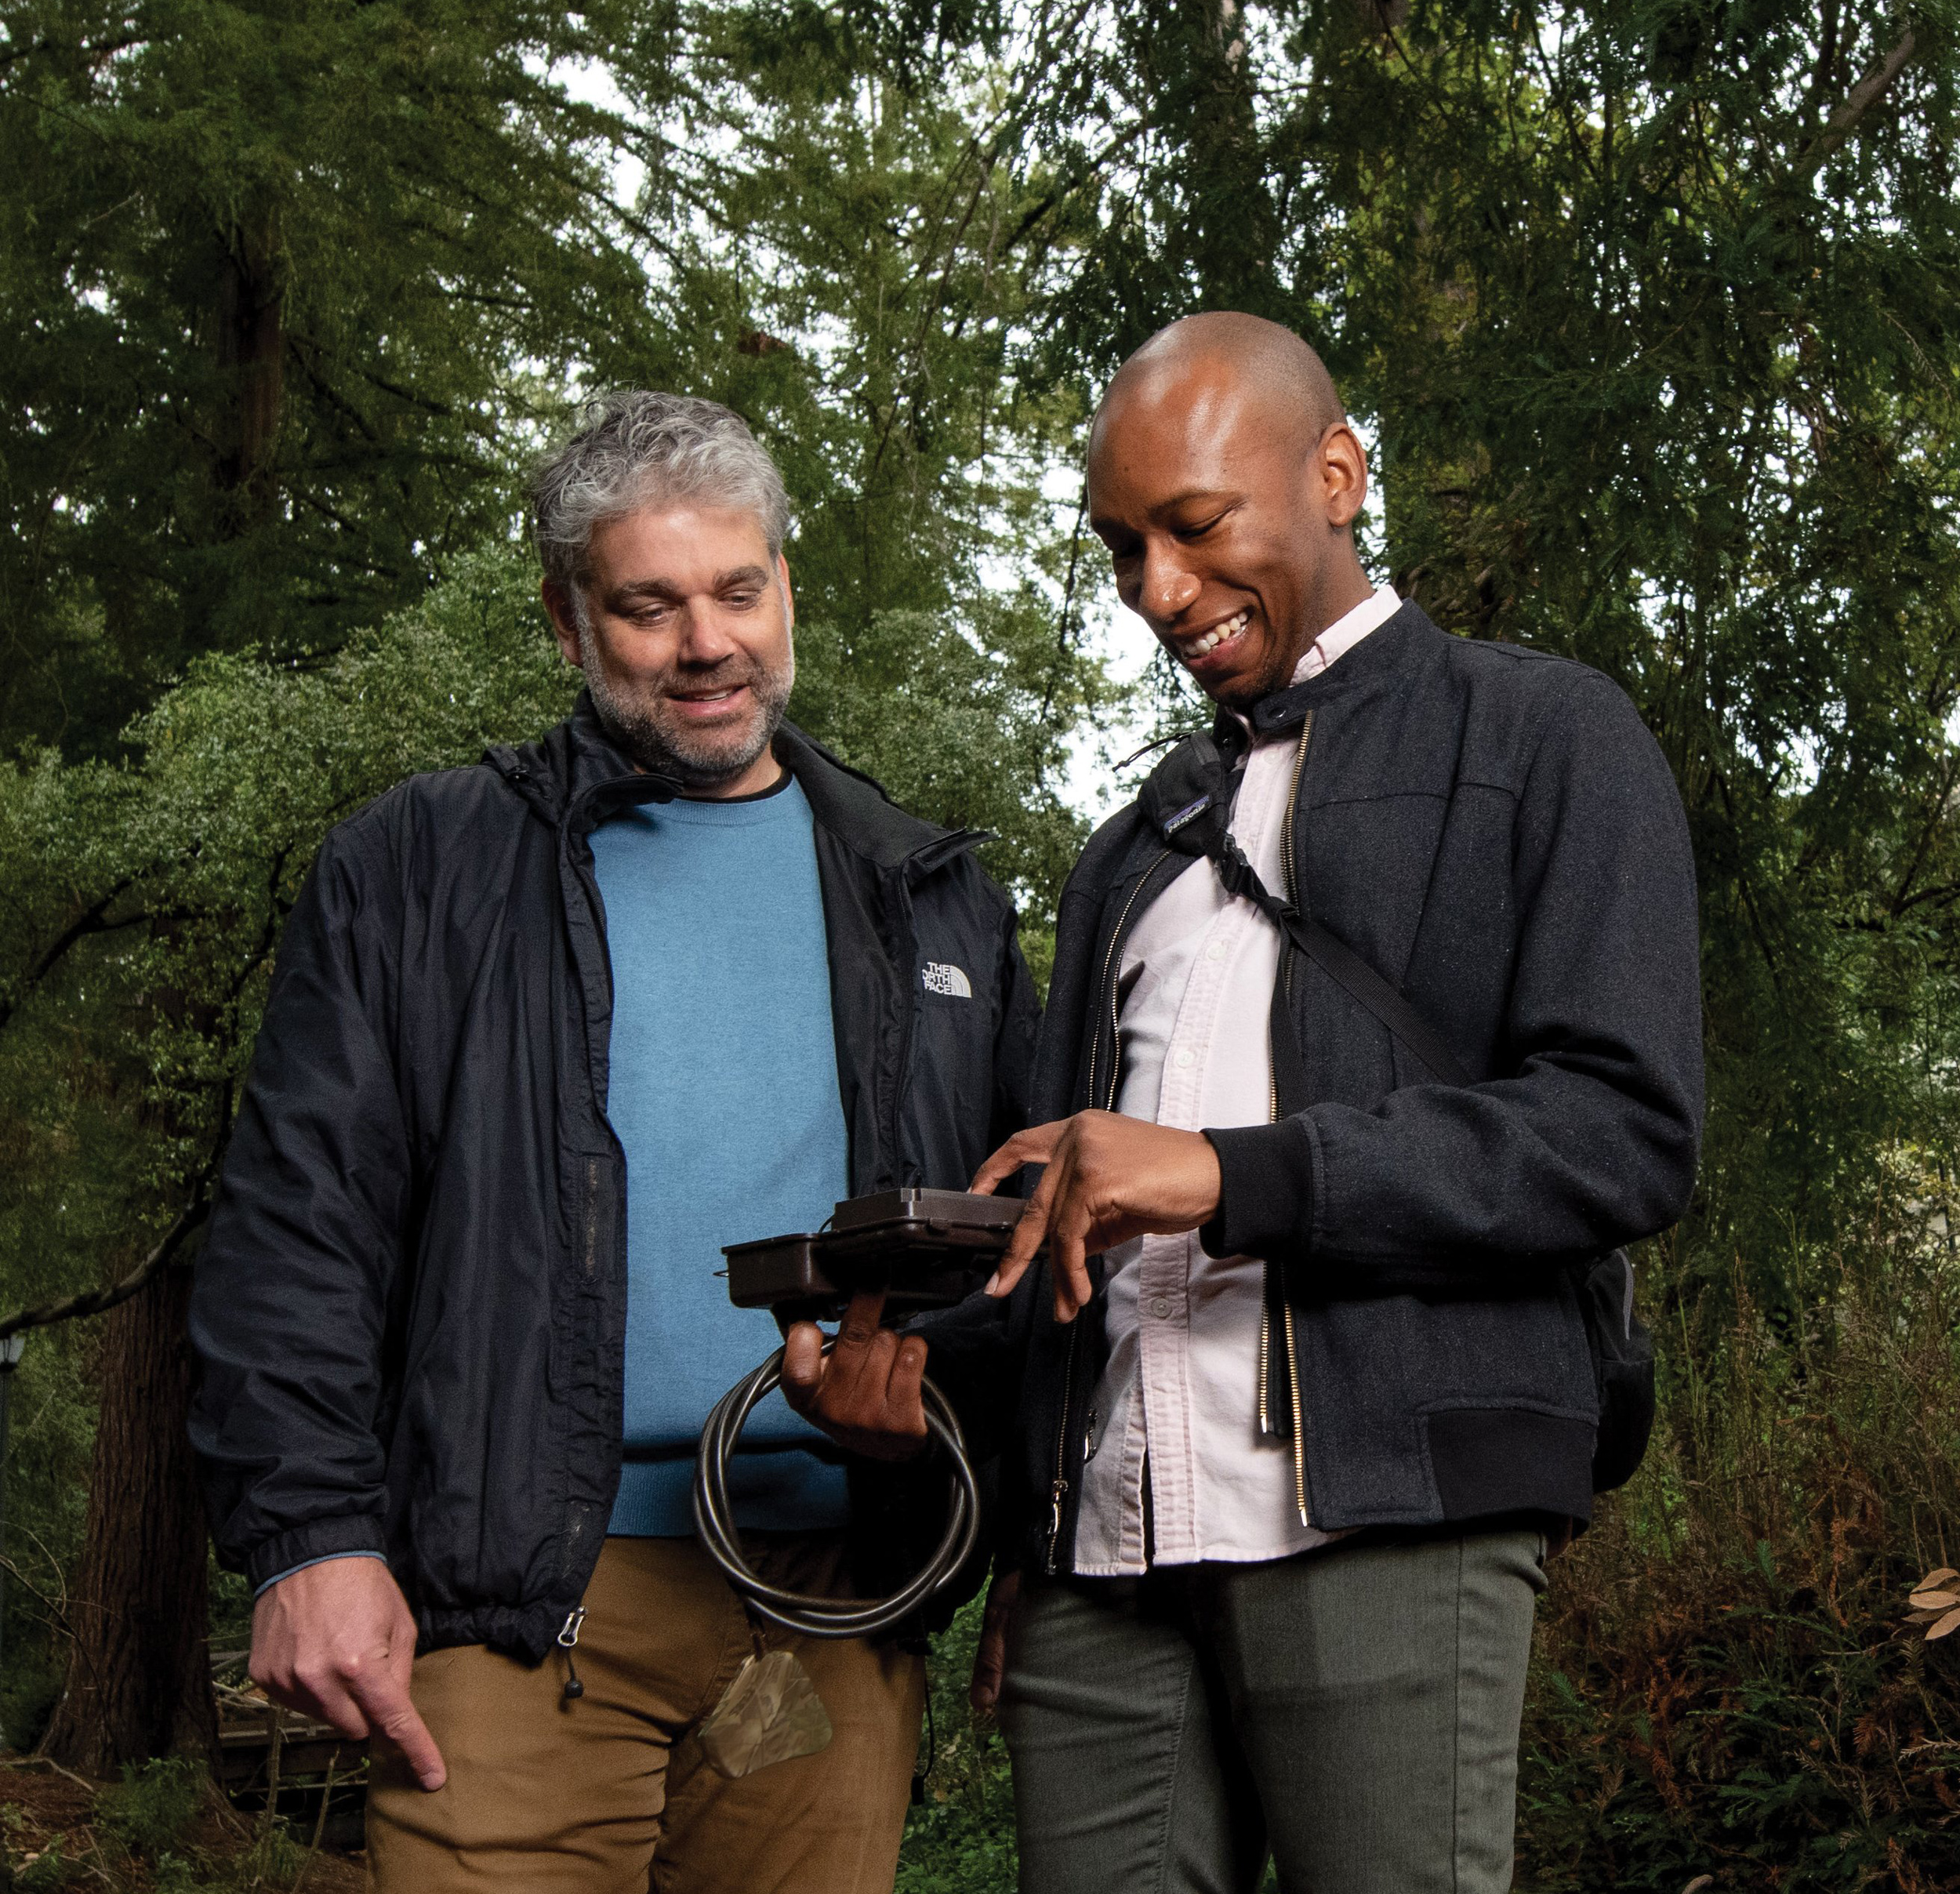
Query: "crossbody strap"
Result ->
[[1207, 833, 1472, 1090]]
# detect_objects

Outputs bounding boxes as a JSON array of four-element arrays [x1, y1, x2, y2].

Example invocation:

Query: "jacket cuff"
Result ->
[[252, 1550, 389, 1599], [244, 1515, 390, 1595], [1200, 1121, 1314, 1261]]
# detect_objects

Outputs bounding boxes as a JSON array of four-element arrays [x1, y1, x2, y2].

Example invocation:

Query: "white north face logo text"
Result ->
[[921, 962, 973, 999]]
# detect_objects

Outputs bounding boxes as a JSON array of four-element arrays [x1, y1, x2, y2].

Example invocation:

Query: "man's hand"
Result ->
[[971, 1111, 1223, 1323], [968, 1568, 1022, 1716], [781, 1288, 929, 1460], [250, 1556, 445, 1792]]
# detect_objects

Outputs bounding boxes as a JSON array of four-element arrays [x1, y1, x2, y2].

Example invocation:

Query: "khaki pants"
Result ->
[[367, 1533, 925, 1894]]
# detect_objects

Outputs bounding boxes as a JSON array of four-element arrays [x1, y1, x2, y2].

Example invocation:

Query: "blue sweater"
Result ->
[[590, 776, 851, 1536]]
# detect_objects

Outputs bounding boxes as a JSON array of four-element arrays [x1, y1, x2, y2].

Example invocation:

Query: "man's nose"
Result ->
[[675, 601, 739, 664], [1138, 542, 1202, 626]]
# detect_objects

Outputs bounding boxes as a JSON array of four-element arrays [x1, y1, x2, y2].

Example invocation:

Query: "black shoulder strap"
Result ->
[[1209, 833, 1472, 1090]]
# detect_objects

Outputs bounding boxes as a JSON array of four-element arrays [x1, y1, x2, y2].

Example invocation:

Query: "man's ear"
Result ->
[[541, 579, 585, 669], [1318, 422, 1369, 532]]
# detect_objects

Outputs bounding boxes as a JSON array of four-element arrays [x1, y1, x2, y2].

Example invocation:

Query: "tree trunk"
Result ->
[[41, 1260, 218, 1775], [214, 213, 286, 513]]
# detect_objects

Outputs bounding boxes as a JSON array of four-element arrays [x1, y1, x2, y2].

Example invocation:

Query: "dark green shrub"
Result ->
[[93, 1756, 205, 1862]]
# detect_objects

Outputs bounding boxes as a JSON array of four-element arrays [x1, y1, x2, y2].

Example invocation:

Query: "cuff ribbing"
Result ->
[[1200, 1120, 1315, 1261], [243, 1514, 390, 1595]]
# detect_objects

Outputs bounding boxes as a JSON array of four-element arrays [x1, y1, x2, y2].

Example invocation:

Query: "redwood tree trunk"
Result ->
[[42, 1261, 218, 1774], [214, 213, 285, 513]]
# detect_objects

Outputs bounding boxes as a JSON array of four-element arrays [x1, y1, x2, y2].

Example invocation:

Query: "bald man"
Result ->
[[934, 315, 1703, 1892]]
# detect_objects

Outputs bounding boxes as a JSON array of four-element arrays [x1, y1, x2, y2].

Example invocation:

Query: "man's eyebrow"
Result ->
[[606, 564, 773, 604], [1091, 489, 1236, 535]]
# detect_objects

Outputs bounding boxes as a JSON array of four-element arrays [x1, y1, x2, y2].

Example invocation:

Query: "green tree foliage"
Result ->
[[0, 0, 654, 751], [5, 0, 1960, 1884]]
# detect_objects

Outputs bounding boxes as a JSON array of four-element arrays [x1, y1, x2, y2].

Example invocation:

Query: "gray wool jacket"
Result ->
[[922, 600, 1704, 1575]]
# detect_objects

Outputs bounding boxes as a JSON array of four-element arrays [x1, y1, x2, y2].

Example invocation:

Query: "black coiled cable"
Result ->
[[692, 1340, 982, 1638]]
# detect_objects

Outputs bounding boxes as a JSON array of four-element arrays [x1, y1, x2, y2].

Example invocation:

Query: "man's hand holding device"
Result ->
[[781, 1288, 930, 1460]]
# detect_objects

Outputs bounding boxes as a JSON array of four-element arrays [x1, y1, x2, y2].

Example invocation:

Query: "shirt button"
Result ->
[[1173, 1047, 1196, 1069], [1149, 1297, 1172, 1319], [1206, 941, 1226, 961]]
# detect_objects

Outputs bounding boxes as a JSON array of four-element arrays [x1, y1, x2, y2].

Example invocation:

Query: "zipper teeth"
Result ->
[[1276, 715, 1312, 1499], [1283, 1304, 1309, 1524], [1046, 1332, 1080, 1573]]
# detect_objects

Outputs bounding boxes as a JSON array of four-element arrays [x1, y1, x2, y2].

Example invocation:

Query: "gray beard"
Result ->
[[579, 623, 793, 790]]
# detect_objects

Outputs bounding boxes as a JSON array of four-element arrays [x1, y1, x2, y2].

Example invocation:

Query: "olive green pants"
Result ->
[[999, 1530, 1547, 1894], [366, 1533, 924, 1894]]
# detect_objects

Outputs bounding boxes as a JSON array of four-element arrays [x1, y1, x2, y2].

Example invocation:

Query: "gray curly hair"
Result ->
[[529, 391, 793, 604]]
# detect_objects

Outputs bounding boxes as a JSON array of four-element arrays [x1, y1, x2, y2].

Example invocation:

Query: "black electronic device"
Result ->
[[699, 1188, 1027, 1638], [721, 1188, 1024, 1325]]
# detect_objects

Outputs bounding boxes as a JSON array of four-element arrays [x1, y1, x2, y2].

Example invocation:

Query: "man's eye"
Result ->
[[1178, 516, 1225, 540]]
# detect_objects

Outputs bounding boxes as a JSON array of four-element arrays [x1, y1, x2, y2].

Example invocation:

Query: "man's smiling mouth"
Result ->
[[1175, 609, 1250, 664]]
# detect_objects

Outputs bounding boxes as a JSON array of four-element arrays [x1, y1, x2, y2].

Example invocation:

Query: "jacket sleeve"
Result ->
[[1203, 672, 1704, 1272], [188, 820, 412, 1592]]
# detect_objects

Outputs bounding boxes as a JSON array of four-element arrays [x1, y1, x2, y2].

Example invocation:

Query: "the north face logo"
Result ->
[[921, 962, 972, 999]]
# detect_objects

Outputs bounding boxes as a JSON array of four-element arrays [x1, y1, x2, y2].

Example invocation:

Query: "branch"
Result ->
[[1795, 28, 1916, 180], [0, 1190, 211, 1342], [0, 876, 140, 1036]]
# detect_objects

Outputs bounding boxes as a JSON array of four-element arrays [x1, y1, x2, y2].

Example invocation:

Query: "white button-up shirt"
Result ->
[[1072, 587, 1403, 1577]]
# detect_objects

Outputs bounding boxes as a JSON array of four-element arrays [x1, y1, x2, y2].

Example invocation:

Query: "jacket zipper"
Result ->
[[1255, 716, 1316, 1541], [1086, 847, 1174, 1114], [1045, 844, 1175, 1577], [882, 835, 987, 1188]]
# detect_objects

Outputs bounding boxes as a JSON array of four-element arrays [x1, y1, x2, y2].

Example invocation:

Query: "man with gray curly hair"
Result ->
[[191, 390, 1040, 1892], [532, 392, 799, 792]]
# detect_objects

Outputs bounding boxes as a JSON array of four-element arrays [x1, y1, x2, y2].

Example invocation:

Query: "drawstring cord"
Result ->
[[558, 1605, 587, 1701]]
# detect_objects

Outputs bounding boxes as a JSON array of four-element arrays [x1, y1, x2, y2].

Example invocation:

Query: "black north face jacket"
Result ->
[[924, 601, 1704, 1574], [189, 698, 1039, 1661]]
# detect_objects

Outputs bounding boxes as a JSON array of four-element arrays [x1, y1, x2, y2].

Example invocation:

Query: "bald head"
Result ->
[[1084, 312, 1373, 707], [1094, 313, 1347, 457]]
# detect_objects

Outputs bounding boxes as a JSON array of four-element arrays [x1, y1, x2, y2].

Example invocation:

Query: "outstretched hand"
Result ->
[[970, 1111, 1223, 1323], [252, 1555, 445, 1791], [781, 1288, 930, 1460]]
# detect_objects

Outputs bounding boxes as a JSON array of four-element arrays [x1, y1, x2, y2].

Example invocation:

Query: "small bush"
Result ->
[[93, 1756, 205, 1861], [13, 1835, 76, 1890]]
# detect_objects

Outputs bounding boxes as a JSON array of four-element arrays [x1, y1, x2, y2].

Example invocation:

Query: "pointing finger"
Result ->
[[351, 1670, 446, 1792], [986, 1158, 1062, 1297]]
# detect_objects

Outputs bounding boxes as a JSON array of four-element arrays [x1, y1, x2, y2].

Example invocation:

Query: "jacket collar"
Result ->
[[487, 694, 978, 873], [774, 723, 977, 872], [1238, 597, 1443, 739]]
